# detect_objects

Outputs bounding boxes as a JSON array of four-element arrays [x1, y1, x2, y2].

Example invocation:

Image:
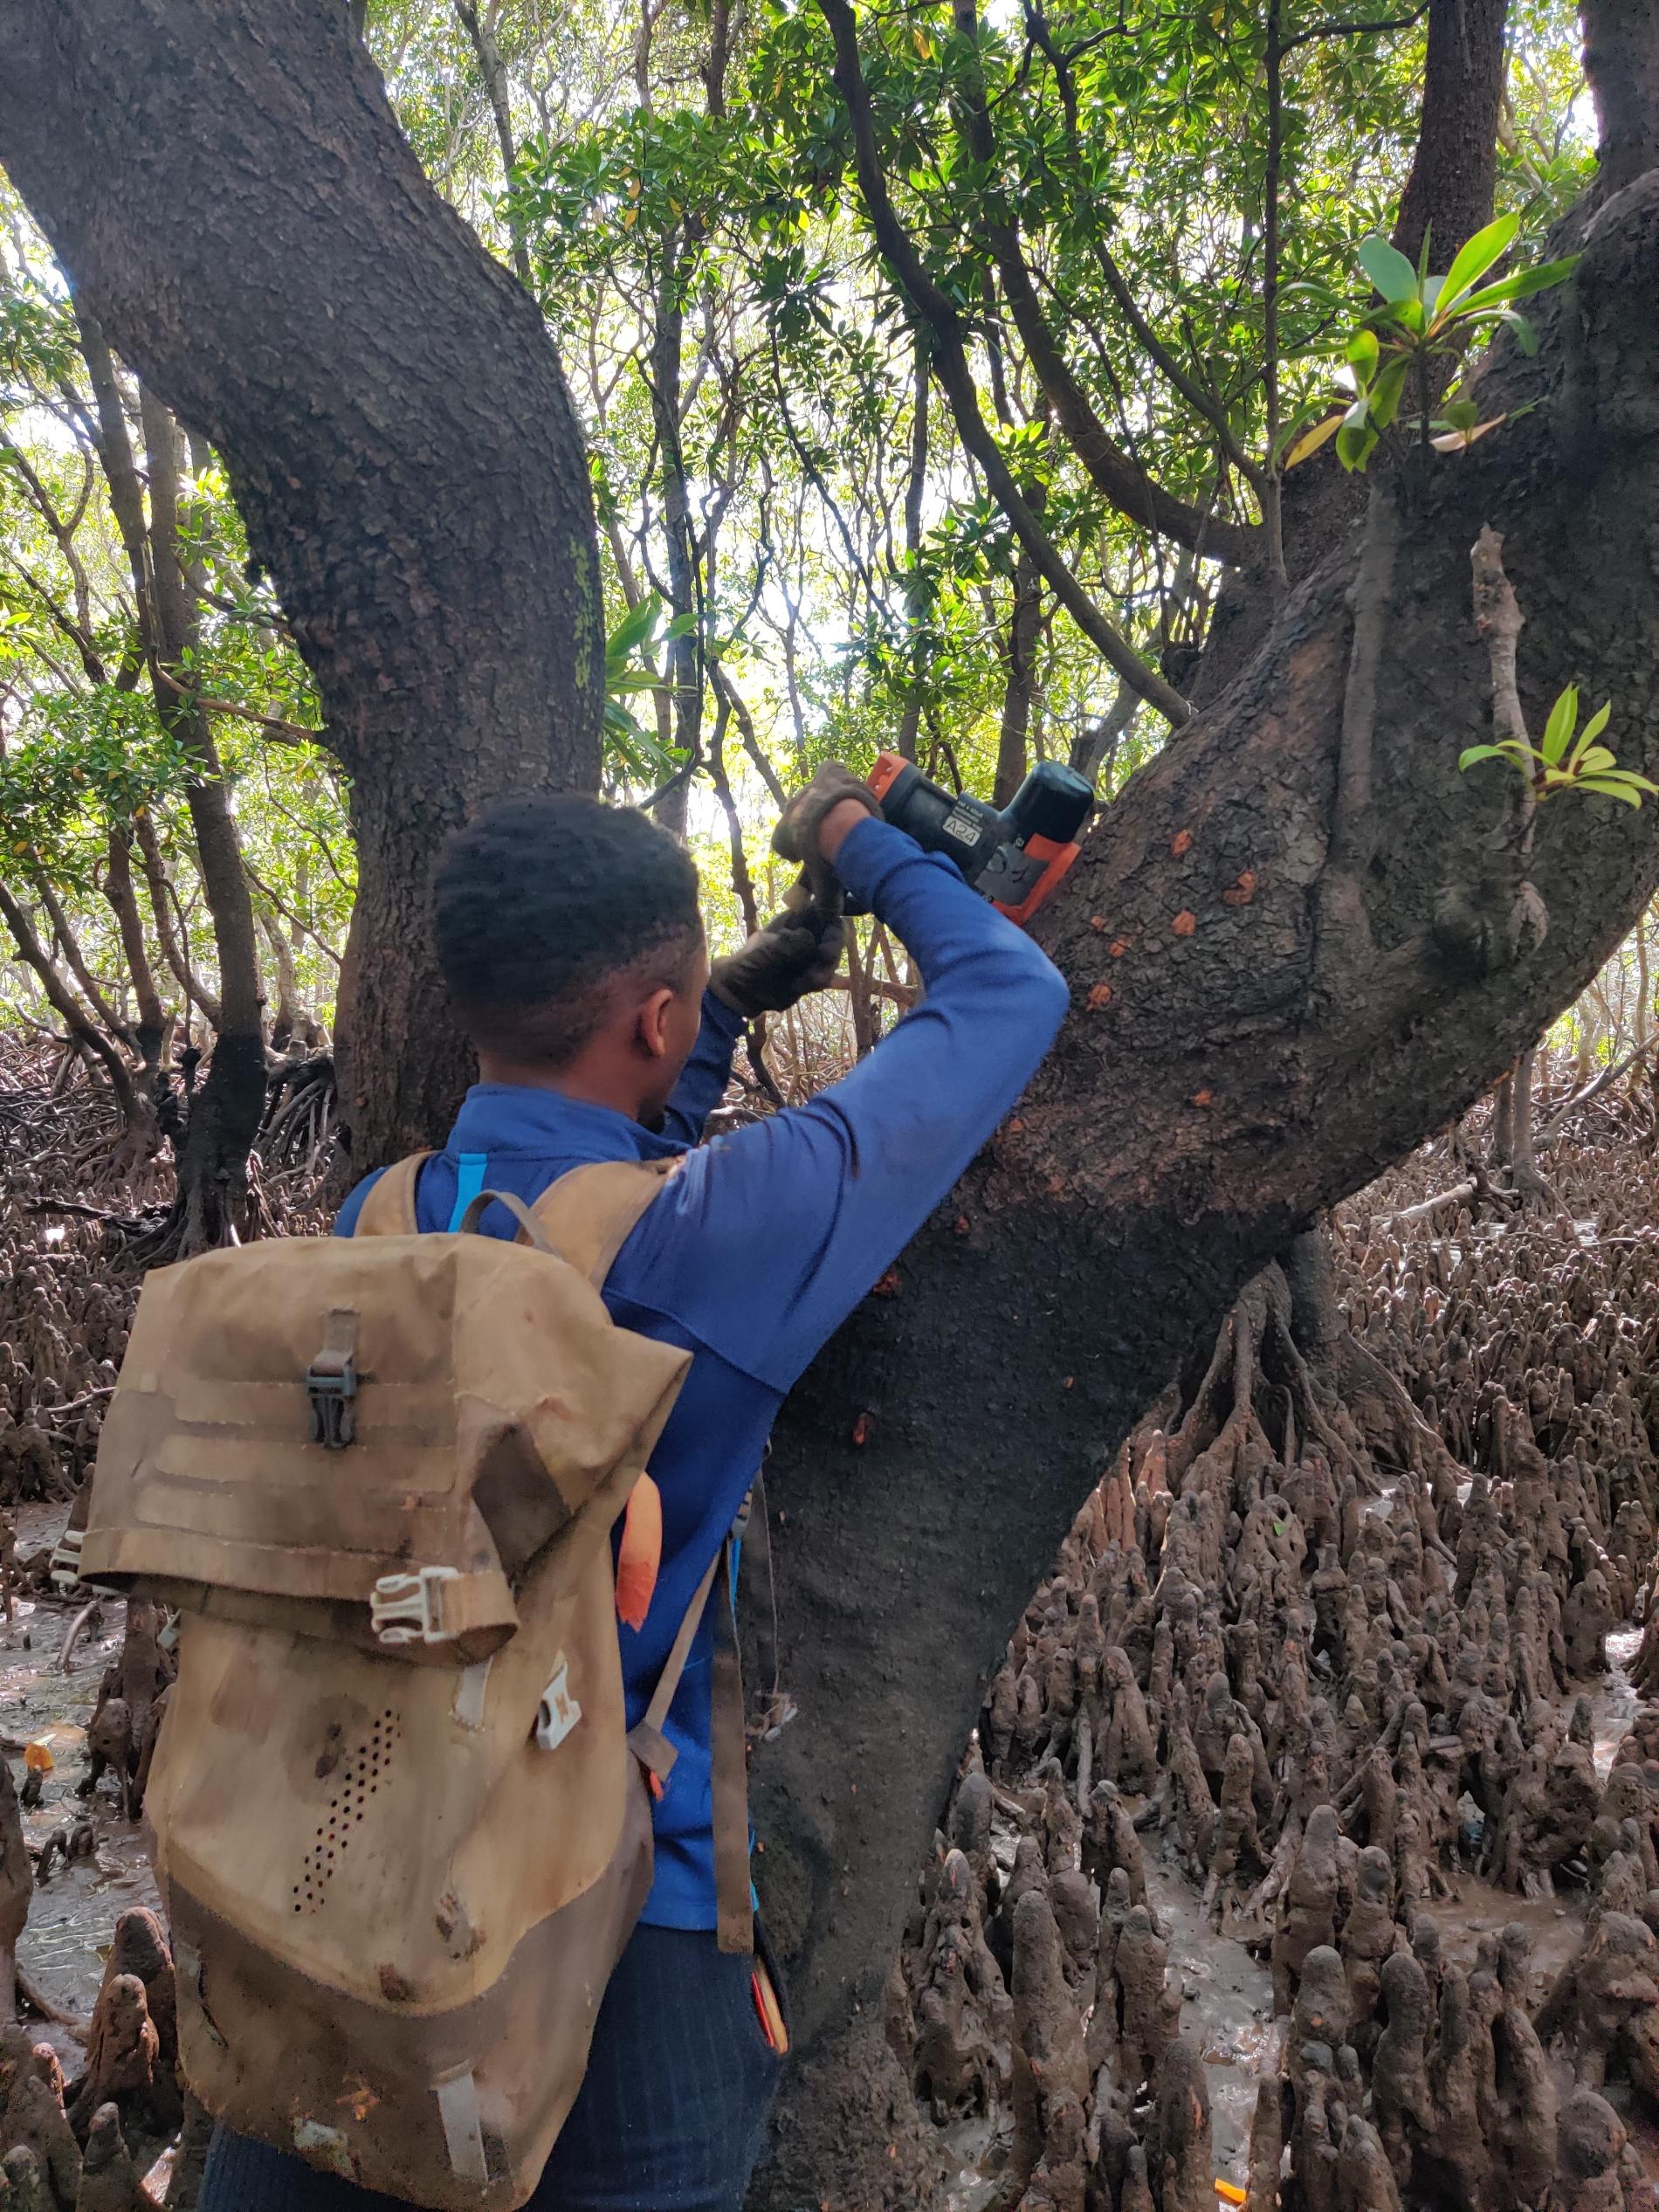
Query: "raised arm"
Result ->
[[619, 811, 1070, 1390]]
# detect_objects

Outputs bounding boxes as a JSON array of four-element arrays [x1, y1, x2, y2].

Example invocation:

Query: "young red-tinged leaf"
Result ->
[[1429, 414, 1507, 451]]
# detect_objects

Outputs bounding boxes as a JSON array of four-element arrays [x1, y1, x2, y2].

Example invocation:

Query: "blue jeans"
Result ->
[[197, 1924, 787, 2212]]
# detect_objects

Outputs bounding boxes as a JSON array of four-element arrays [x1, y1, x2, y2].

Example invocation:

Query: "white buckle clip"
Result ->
[[534, 1656, 582, 1751], [49, 1525, 85, 1596], [370, 1566, 460, 1646]]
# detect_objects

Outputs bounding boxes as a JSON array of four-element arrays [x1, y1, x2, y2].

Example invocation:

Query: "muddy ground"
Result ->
[[7, 1058, 1659, 2209]]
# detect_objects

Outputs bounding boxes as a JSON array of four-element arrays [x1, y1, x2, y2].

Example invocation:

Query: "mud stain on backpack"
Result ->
[[435, 1889, 485, 1960]]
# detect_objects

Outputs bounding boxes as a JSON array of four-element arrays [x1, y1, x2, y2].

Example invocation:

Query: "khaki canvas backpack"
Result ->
[[81, 1153, 753, 2210]]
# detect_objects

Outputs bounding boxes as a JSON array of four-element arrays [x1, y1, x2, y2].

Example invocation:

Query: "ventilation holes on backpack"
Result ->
[[293, 1712, 403, 1912]]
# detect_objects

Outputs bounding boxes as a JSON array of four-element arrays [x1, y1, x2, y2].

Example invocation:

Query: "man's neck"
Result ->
[[475, 1051, 651, 1123]]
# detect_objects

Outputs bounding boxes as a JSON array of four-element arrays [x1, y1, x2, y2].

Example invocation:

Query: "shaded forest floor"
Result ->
[[3, 1034, 1659, 2209]]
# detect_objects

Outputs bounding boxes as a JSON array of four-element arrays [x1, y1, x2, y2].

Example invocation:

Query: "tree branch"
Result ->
[[33, 872, 134, 1044], [949, 0, 1258, 560], [452, 0, 533, 288], [149, 661, 322, 747], [1539, 1030, 1659, 1141], [1280, 3, 1428, 56], [817, 0, 1191, 726], [0, 878, 137, 1119]]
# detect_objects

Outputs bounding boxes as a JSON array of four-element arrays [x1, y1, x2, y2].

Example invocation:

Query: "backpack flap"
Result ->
[[82, 1229, 689, 1664]]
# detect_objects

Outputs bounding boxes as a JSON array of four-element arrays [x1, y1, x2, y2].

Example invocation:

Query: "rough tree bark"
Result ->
[[1390, 0, 1510, 266], [0, 0, 605, 1180], [1580, 0, 1659, 197]]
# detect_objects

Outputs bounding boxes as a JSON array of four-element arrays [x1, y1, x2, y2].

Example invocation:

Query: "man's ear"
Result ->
[[635, 986, 678, 1061]]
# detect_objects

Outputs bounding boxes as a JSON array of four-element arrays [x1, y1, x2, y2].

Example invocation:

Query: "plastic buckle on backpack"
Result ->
[[306, 1359, 358, 1450], [370, 1566, 460, 1646], [48, 1525, 84, 1596], [306, 1310, 361, 1450], [534, 1655, 582, 1752]]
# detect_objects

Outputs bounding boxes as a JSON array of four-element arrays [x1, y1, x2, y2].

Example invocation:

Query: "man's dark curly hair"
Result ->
[[434, 795, 702, 1065]]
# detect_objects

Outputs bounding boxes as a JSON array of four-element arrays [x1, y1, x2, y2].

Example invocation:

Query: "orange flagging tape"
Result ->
[[616, 1474, 664, 1630]]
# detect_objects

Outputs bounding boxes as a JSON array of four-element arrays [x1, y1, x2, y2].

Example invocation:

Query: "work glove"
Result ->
[[708, 900, 849, 1018], [771, 761, 883, 907]]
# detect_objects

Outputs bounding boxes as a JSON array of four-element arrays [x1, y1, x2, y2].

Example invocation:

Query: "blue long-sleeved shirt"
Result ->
[[334, 816, 1069, 1926]]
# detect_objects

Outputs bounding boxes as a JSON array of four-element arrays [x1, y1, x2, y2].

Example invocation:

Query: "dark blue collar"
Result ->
[[446, 1083, 686, 1162]]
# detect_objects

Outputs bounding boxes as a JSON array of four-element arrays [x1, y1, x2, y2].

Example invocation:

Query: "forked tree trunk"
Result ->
[[747, 141, 1659, 2208], [0, 880, 140, 1124]]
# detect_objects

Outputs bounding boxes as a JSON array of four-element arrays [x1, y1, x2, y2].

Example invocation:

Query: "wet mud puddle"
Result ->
[[1, 1506, 162, 2062]]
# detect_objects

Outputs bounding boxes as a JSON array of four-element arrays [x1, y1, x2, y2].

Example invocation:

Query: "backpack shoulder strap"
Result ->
[[541, 1153, 754, 1952], [351, 1151, 434, 1237], [530, 1157, 678, 1286]]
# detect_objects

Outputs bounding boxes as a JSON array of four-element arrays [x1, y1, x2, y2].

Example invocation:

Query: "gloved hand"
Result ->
[[707, 900, 849, 1018], [771, 761, 882, 906]]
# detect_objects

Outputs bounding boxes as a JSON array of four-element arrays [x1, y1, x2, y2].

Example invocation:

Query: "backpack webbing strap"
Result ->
[[625, 1550, 719, 1781], [708, 1558, 754, 1955], [625, 1534, 754, 1958], [530, 1158, 679, 1287], [455, 1189, 557, 1251], [351, 1151, 434, 1237]]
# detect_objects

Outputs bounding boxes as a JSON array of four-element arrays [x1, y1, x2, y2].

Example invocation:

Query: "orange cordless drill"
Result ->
[[864, 754, 1094, 927]]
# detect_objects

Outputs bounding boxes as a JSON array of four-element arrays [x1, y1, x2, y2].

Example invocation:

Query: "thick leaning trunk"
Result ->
[[0, 0, 606, 1179], [747, 170, 1659, 2206]]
